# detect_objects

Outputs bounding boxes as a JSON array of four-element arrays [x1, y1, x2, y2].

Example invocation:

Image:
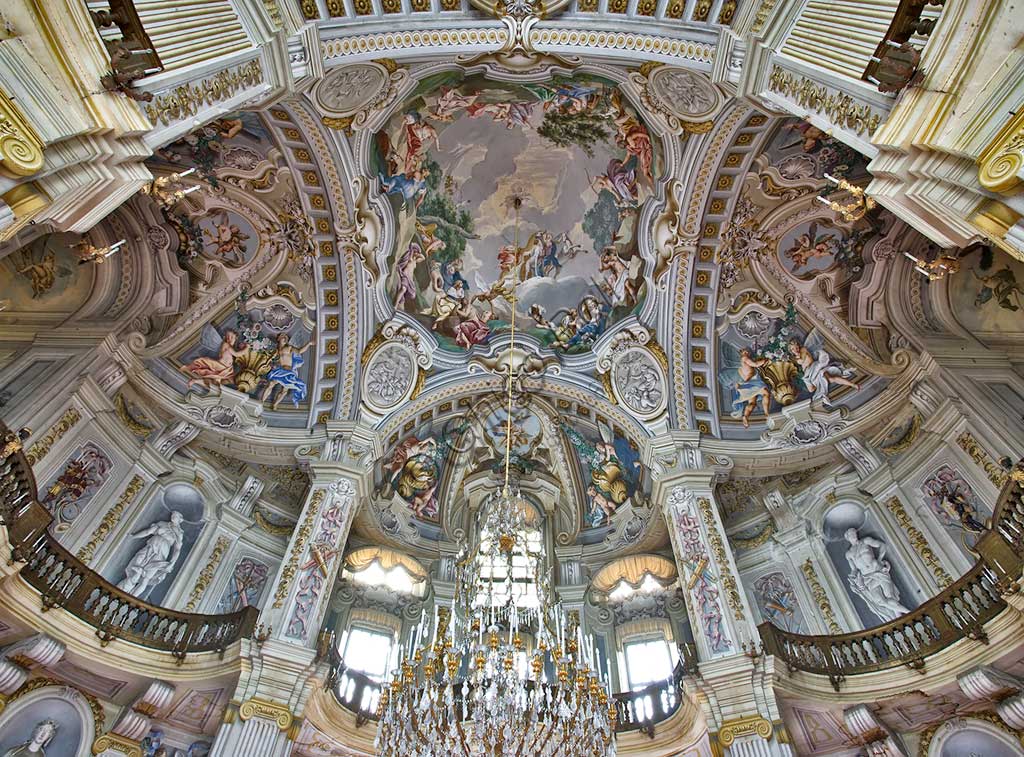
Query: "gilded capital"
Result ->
[[718, 714, 774, 747], [0, 88, 44, 178], [238, 697, 294, 730], [979, 108, 1024, 193]]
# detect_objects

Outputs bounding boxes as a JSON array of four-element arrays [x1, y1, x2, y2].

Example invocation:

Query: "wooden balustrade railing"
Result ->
[[87, 0, 163, 75], [760, 460, 1024, 689], [863, 0, 945, 91], [0, 421, 258, 660], [326, 649, 688, 736], [613, 660, 687, 737]]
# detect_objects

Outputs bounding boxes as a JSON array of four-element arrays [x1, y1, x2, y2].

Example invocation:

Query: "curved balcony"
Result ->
[[0, 421, 258, 660], [759, 459, 1024, 690], [326, 652, 690, 738]]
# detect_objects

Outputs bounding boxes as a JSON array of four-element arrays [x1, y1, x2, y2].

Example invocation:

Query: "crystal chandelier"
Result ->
[[375, 198, 618, 757]]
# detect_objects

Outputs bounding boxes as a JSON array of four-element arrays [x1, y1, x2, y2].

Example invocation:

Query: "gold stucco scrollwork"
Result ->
[[767, 66, 882, 137], [0, 89, 44, 178], [238, 697, 293, 730], [91, 733, 142, 757], [144, 60, 263, 127], [884, 497, 952, 588], [718, 715, 773, 747], [77, 475, 146, 564], [273, 489, 325, 608], [957, 431, 1009, 488], [979, 109, 1024, 194], [801, 558, 842, 634], [25, 408, 81, 466], [697, 497, 745, 621], [185, 535, 231, 611]]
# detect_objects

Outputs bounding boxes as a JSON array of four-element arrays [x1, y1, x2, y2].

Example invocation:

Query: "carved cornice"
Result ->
[[0, 88, 44, 178]]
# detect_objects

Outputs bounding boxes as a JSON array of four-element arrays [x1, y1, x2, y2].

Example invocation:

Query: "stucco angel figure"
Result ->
[[179, 326, 247, 389], [259, 333, 312, 409], [380, 435, 449, 518], [117, 511, 185, 600], [788, 331, 859, 406], [203, 212, 250, 265], [718, 342, 772, 428], [3, 719, 58, 757], [844, 527, 909, 623], [562, 422, 639, 527]]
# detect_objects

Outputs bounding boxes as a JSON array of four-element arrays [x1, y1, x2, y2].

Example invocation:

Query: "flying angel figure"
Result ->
[[717, 341, 772, 427], [787, 328, 859, 406], [561, 422, 639, 527]]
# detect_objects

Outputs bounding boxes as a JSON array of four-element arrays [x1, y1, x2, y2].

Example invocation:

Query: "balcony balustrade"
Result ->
[[759, 460, 1024, 689], [0, 421, 258, 661]]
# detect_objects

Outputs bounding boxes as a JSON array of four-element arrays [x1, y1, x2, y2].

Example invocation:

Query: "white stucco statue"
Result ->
[[844, 527, 909, 623], [117, 511, 185, 600]]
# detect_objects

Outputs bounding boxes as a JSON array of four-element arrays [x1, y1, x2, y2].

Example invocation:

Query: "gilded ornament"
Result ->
[[978, 109, 1024, 194], [750, 0, 777, 32], [0, 89, 45, 178], [145, 60, 263, 126], [239, 697, 293, 730], [801, 558, 841, 634], [26, 408, 82, 466], [878, 413, 921, 456], [957, 431, 1009, 488], [114, 394, 153, 437], [91, 732, 142, 757], [718, 715, 773, 747], [77, 475, 146, 564], [731, 520, 776, 550], [697, 497, 745, 621], [9, 677, 103, 740], [884, 497, 952, 588], [767, 66, 882, 137], [184, 536, 231, 611], [273, 489, 325, 608], [255, 508, 296, 536]]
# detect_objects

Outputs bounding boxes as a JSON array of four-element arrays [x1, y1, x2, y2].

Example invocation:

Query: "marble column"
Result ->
[[663, 481, 755, 659], [655, 442, 790, 757], [209, 445, 367, 757]]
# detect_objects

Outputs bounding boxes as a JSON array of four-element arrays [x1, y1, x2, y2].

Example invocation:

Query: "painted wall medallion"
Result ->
[[647, 67, 720, 121], [362, 341, 417, 413], [315, 64, 388, 115], [609, 344, 667, 419]]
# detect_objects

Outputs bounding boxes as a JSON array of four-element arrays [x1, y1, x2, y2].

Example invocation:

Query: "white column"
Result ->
[[664, 483, 756, 659]]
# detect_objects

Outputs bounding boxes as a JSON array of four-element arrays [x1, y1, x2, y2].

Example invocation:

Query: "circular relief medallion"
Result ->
[[610, 346, 667, 420], [314, 64, 387, 116], [362, 342, 417, 413], [649, 68, 720, 121]]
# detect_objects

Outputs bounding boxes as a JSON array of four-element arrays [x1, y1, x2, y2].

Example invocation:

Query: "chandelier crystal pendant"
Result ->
[[375, 198, 618, 757]]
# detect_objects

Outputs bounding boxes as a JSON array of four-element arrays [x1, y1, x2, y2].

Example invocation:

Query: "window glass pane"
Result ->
[[624, 638, 673, 690], [342, 627, 393, 681]]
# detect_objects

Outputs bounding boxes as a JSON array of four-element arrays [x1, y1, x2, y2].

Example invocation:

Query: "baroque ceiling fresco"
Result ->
[[372, 71, 661, 354], [6, 53, 1023, 570]]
